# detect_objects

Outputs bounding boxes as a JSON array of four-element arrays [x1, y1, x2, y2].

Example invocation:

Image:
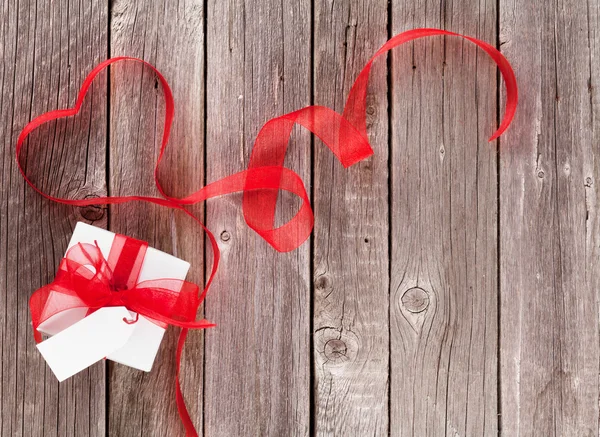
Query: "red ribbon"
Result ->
[[16, 28, 518, 436], [30, 234, 215, 344]]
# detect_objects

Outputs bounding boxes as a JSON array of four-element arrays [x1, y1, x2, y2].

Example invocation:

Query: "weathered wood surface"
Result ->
[[109, 1, 205, 435], [204, 0, 311, 435], [313, 1, 389, 435], [500, 1, 600, 436], [390, 1, 499, 435], [0, 1, 108, 436], [1, 0, 600, 436]]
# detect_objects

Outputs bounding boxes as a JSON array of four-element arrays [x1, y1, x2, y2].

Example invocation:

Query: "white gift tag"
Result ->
[[37, 307, 137, 382]]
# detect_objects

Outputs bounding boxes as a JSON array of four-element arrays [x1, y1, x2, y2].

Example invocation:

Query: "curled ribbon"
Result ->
[[16, 28, 518, 436]]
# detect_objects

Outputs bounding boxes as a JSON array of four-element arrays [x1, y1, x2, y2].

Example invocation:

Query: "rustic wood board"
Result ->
[[390, 1, 499, 435], [499, 0, 600, 435], [203, 0, 311, 435], [312, 0, 390, 435], [2, 0, 600, 435], [108, 0, 205, 435], [0, 0, 108, 436]]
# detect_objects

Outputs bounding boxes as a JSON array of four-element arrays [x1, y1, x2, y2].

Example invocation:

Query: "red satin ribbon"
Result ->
[[16, 28, 517, 436]]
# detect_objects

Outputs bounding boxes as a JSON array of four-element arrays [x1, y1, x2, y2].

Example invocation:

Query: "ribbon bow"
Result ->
[[30, 233, 214, 344]]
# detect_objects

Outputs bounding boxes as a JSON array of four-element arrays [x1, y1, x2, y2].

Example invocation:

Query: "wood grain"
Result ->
[[499, 1, 600, 435], [0, 0, 108, 436], [203, 0, 311, 435], [390, 1, 499, 435], [4, 1, 600, 435], [109, 0, 205, 435], [312, 1, 389, 435]]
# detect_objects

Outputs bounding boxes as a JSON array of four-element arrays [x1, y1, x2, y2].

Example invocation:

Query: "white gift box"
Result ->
[[37, 222, 190, 381]]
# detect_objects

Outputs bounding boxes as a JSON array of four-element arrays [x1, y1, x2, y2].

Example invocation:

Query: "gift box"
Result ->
[[36, 222, 190, 381]]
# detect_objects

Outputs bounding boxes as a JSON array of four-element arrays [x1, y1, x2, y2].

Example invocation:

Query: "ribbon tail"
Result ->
[[176, 328, 198, 437]]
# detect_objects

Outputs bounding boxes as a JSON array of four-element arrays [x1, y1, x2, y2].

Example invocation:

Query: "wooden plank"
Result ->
[[0, 0, 108, 436], [108, 1, 205, 435], [312, 1, 389, 435], [499, 1, 600, 435], [203, 0, 311, 435], [389, 1, 498, 435]]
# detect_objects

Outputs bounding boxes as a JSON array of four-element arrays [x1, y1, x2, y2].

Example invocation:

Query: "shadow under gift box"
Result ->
[[36, 222, 190, 379]]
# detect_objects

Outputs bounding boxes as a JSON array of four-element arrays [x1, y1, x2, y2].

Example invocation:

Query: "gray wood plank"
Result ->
[[390, 1, 499, 435], [108, 1, 205, 435], [499, 1, 600, 435], [0, 0, 108, 436], [203, 0, 311, 435], [312, 1, 389, 435]]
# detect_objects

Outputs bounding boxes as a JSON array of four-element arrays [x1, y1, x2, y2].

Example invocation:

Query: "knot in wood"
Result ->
[[79, 204, 105, 221], [324, 339, 347, 361], [401, 287, 429, 313], [314, 275, 331, 291], [77, 195, 105, 221], [315, 328, 358, 366]]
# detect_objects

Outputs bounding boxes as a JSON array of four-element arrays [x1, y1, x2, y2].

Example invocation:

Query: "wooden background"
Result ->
[[1, 0, 598, 436]]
